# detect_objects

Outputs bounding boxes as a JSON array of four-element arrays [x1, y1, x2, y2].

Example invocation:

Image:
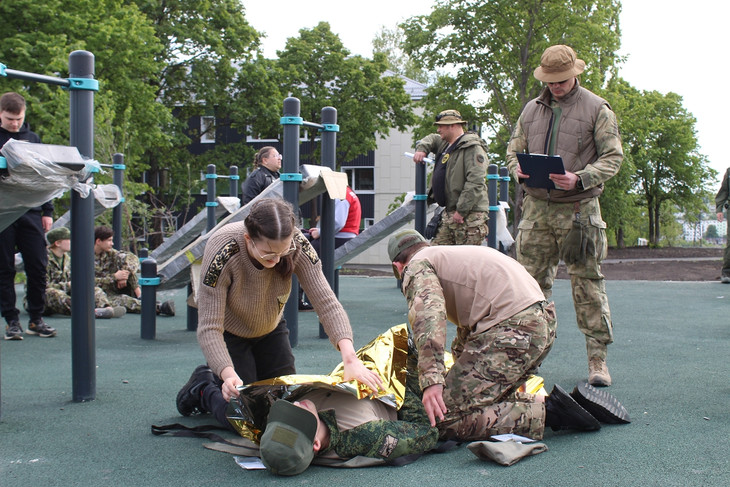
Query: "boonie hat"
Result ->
[[388, 229, 427, 268], [533, 45, 585, 83], [46, 226, 71, 245], [259, 400, 318, 476], [433, 109, 467, 125]]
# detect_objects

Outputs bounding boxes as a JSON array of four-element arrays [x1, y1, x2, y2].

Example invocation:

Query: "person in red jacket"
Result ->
[[308, 186, 362, 253]]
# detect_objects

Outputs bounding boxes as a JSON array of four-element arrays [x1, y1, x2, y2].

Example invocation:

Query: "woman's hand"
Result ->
[[220, 366, 243, 401], [338, 339, 383, 395]]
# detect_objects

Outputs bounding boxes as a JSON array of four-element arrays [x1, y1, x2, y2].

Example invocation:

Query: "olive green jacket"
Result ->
[[416, 132, 490, 215]]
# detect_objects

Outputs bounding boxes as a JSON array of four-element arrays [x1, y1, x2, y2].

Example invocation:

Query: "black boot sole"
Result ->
[[571, 381, 631, 424], [547, 384, 601, 431]]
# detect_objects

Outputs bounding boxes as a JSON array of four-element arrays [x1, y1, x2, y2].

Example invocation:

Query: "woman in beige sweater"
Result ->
[[178, 198, 381, 423]]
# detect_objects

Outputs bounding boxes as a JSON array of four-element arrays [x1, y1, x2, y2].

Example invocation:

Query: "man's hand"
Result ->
[[413, 151, 428, 164], [422, 384, 447, 427], [309, 227, 320, 240], [549, 171, 580, 191], [41, 216, 53, 232], [718, 212, 724, 223], [452, 211, 464, 225]]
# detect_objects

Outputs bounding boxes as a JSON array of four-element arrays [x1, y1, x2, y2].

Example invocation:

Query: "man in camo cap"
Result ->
[[386, 229, 630, 441]]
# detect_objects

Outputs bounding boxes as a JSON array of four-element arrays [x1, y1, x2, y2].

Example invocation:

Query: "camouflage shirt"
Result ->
[[95, 248, 140, 295], [401, 246, 545, 391], [47, 249, 70, 292]]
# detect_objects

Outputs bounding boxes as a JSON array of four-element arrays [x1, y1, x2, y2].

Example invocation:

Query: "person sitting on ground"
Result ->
[[94, 225, 174, 316], [37, 226, 126, 319], [387, 230, 630, 441]]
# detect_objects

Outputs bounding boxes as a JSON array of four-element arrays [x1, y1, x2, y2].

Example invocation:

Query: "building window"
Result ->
[[201, 116, 216, 144], [344, 167, 375, 192]]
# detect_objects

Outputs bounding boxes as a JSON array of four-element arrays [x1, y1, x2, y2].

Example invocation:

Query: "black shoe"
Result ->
[[176, 365, 215, 416], [571, 381, 631, 424], [156, 300, 176, 316], [298, 300, 313, 311], [544, 384, 601, 432], [27, 319, 57, 338], [4, 320, 23, 340]]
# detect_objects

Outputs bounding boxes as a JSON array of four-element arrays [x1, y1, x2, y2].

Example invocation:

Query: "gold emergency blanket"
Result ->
[[226, 323, 413, 441], [225, 323, 542, 442]]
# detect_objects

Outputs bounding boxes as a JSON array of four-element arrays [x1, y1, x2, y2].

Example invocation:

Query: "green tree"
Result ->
[[618, 87, 714, 245], [705, 224, 719, 240], [372, 26, 431, 84], [401, 0, 622, 158], [276, 22, 416, 165]]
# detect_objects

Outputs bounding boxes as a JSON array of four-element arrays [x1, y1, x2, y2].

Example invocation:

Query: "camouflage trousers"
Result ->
[[432, 210, 488, 246], [516, 195, 613, 347], [437, 301, 557, 441], [104, 290, 141, 313], [39, 287, 112, 316]]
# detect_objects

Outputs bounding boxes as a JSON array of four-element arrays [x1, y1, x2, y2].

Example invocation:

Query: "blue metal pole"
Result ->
[[140, 258, 158, 340], [281, 97, 302, 347], [415, 162, 427, 235], [112, 153, 125, 250], [319, 107, 338, 339], [499, 167, 510, 253], [69, 50, 97, 402], [206, 164, 217, 232], [487, 164, 499, 249], [229, 165, 239, 199]]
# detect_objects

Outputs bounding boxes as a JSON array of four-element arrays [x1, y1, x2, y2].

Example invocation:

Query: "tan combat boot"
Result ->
[[588, 357, 612, 387]]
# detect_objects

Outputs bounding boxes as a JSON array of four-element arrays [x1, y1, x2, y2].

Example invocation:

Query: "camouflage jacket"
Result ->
[[95, 248, 140, 294], [416, 132, 490, 215], [506, 80, 623, 203], [47, 249, 70, 292]]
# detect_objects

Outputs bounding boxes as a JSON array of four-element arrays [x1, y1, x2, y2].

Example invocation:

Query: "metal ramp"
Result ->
[[157, 165, 343, 290], [333, 200, 420, 267]]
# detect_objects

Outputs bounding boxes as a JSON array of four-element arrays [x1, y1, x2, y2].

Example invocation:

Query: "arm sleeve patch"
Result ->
[[202, 238, 240, 288], [295, 231, 319, 265]]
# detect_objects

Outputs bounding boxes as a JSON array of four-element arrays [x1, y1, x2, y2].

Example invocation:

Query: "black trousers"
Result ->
[[0, 211, 47, 323], [203, 319, 296, 428]]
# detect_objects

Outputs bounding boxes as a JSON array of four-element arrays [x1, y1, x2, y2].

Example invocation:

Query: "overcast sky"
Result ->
[[243, 0, 728, 183]]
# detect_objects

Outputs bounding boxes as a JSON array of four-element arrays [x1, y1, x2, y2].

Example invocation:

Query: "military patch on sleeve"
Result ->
[[202, 238, 240, 288], [377, 434, 398, 458], [294, 232, 319, 265], [477, 154, 485, 164]]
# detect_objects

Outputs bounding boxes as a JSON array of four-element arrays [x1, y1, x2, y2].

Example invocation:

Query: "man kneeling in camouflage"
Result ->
[[388, 230, 629, 442]]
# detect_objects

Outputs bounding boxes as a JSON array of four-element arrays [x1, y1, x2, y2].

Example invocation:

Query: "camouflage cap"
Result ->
[[534, 45, 585, 83], [259, 400, 318, 476], [388, 229, 427, 263], [46, 226, 71, 245], [433, 109, 467, 125]]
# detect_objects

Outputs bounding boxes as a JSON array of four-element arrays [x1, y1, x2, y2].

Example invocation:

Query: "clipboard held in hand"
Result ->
[[516, 153, 565, 190]]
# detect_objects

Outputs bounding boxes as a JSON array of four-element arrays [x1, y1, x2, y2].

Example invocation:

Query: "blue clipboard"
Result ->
[[516, 153, 565, 190]]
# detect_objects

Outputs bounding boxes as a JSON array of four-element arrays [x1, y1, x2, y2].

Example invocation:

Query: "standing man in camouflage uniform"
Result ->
[[41, 226, 125, 319], [506, 45, 623, 387], [714, 167, 730, 283], [387, 230, 616, 442], [413, 110, 489, 245]]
